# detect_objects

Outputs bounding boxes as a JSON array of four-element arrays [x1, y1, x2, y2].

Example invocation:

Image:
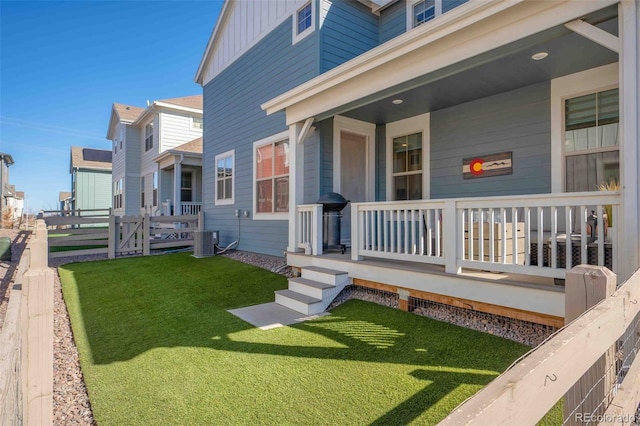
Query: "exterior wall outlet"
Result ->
[[235, 209, 241, 218]]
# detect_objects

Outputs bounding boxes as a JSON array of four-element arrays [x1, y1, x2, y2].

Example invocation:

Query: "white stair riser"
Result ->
[[275, 294, 324, 315], [301, 270, 350, 286], [288, 281, 326, 299]]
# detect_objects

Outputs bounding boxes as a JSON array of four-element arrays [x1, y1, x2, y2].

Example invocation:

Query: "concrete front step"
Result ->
[[301, 266, 350, 286], [275, 289, 324, 315], [288, 277, 334, 299]]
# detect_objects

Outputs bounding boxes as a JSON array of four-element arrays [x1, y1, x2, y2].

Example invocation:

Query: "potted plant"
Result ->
[[597, 179, 619, 241]]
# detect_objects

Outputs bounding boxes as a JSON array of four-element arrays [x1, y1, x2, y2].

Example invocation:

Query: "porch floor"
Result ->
[[293, 248, 562, 291]]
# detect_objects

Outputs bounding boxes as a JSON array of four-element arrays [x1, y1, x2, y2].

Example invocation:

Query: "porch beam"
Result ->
[[565, 19, 619, 53], [297, 117, 314, 145]]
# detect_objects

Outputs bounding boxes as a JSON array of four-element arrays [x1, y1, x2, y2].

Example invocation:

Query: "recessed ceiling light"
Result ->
[[531, 51, 548, 61], [392, 99, 403, 105]]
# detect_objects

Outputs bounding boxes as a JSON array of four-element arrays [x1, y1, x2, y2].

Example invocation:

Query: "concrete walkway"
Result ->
[[228, 302, 329, 330]]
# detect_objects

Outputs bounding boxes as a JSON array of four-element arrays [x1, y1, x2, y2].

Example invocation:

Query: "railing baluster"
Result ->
[[580, 205, 588, 265], [551, 206, 558, 269], [404, 209, 409, 255], [512, 207, 518, 266], [537, 207, 544, 268], [500, 208, 507, 264], [524, 207, 530, 267], [489, 209, 495, 263], [565, 205, 573, 270], [478, 209, 485, 263]]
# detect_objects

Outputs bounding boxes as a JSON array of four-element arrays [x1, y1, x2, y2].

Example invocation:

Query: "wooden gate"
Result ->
[[109, 215, 149, 257]]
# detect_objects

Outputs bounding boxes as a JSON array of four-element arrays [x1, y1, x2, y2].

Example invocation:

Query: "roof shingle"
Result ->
[[157, 95, 203, 110], [113, 103, 144, 122], [70, 146, 112, 171]]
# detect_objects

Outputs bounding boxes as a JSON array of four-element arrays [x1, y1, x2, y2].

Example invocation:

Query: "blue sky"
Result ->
[[0, 0, 222, 211]]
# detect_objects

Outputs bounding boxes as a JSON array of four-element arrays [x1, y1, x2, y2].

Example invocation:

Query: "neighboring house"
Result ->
[[70, 146, 112, 212], [106, 96, 203, 216], [196, 0, 640, 326], [59, 191, 72, 211]]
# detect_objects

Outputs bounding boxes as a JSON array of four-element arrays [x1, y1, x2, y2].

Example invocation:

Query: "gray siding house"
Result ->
[[197, 0, 640, 327], [106, 96, 204, 216]]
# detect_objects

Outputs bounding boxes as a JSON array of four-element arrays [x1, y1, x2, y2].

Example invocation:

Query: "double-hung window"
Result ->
[[254, 132, 289, 218], [215, 150, 234, 205], [113, 179, 123, 209], [181, 172, 193, 203], [564, 88, 619, 192], [145, 123, 154, 151], [140, 176, 145, 208], [191, 117, 203, 130], [153, 172, 158, 206]]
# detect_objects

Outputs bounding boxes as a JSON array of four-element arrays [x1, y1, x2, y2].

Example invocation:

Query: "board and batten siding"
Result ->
[[430, 81, 551, 198], [202, 0, 314, 86], [159, 110, 202, 151], [75, 170, 112, 210], [320, 0, 379, 73], [203, 18, 319, 257]]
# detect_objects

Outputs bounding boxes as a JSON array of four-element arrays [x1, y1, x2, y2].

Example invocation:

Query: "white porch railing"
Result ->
[[345, 192, 620, 279], [296, 204, 323, 255], [181, 202, 202, 216]]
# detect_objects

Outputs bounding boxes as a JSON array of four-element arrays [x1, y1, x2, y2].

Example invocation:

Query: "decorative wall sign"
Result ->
[[462, 152, 512, 179]]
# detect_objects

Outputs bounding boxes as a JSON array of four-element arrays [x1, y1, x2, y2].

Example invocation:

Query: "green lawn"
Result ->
[[60, 253, 528, 425]]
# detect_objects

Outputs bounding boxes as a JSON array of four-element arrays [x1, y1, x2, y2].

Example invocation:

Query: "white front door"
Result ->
[[333, 116, 376, 245]]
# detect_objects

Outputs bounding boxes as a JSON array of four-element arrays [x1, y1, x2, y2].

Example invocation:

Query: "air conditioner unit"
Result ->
[[193, 230, 218, 258]]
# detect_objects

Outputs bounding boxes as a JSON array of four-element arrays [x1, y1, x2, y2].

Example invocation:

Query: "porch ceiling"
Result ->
[[339, 7, 618, 125]]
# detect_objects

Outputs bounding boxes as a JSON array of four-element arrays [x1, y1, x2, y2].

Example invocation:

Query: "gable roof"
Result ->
[[70, 146, 113, 173], [59, 191, 71, 202], [113, 103, 145, 123]]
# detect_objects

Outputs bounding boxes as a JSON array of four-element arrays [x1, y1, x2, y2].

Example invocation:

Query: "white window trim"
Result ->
[[292, 0, 315, 45], [215, 149, 235, 206], [386, 113, 430, 201], [253, 131, 290, 221], [332, 115, 376, 200], [550, 63, 618, 193], [191, 116, 203, 131], [406, 0, 443, 31]]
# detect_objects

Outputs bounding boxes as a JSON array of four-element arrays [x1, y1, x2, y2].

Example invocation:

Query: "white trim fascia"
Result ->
[[549, 63, 618, 193], [332, 115, 376, 201], [214, 149, 235, 206], [132, 102, 202, 127], [385, 113, 430, 201], [252, 130, 290, 221], [292, 0, 316, 45], [262, 0, 619, 124], [195, 0, 232, 85]]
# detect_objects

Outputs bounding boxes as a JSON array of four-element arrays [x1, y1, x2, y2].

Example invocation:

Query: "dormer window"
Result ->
[[407, 0, 443, 30], [292, 1, 315, 45]]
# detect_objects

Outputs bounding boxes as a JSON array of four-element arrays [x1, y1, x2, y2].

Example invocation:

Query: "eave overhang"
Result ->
[[261, 0, 619, 125]]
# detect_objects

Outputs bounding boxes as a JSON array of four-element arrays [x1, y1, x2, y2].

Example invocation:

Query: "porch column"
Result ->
[[174, 161, 181, 216], [287, 122, 306, 252], [619, 0, 639, 281]]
